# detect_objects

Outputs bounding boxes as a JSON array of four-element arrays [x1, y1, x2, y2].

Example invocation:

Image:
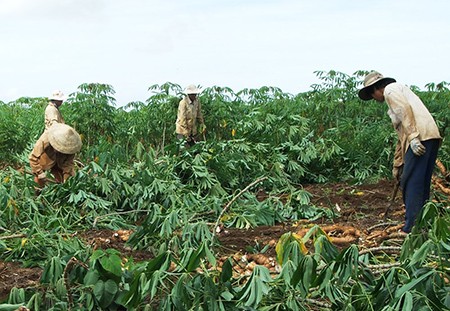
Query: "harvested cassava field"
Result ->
[[2, 178, 445, 302], [1, 75, 449, 309]]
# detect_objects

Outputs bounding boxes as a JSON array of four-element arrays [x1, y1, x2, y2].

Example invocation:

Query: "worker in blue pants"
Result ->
[[358, 71, 442, 233], [401, 139, 440, 232]]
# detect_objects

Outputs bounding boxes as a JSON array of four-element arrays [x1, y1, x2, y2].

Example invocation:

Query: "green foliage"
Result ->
[[237, 265, 273, 307], [0, 97, 45, 164], [63, 83, 117, 148]]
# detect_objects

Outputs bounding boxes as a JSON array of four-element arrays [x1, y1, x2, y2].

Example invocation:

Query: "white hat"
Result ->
[[184, 84, 201, 95], [49, 90, 66, 101], [48, 123, 82, 154]]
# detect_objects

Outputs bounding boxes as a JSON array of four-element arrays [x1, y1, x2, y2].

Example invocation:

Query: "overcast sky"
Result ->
[[1, 0, 449, 106]]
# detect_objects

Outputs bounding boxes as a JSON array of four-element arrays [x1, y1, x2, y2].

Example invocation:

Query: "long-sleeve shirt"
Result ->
[[45, 102, 64, 130], [175, 96, 204, 136], [29, 131, 75, 181], [384, 82, 441, 168]]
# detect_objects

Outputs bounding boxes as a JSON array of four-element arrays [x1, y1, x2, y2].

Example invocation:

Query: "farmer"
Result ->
[[358, 71, 441, 233], [175, 84, 205, 147], [45, 90, 66, 130], [29, 123, 82, 188]]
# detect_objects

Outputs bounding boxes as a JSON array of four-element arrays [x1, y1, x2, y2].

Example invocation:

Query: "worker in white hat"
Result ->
[[45, 90, 66, 130], [175, 84, 205, 147], [29, 123, 82, 188], [358, 71, 442, 233]]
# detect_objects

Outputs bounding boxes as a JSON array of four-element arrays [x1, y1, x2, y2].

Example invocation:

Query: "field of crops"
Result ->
[[0, 70, 449, 310]]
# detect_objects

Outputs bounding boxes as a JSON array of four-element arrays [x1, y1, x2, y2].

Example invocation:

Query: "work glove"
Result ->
[[410, 138, 426, 156], [392, 165, 403, 182]]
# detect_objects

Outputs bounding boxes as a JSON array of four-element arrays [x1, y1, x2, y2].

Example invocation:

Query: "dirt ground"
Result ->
[[0, 179, 432, 301]]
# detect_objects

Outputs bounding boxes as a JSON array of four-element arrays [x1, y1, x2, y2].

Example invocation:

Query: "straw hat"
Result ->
[[48, 123, 82, 154], [358, 71, 396, 100], [49, 90, 66, 101], [184, 84, 201, 95]]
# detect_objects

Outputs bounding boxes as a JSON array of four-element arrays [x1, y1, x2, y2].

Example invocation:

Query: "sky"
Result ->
[[0, 0, 449, 106]]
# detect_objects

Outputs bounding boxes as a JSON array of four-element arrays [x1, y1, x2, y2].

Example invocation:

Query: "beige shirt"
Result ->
[[29, 131, 75, 180], [175, 96, 204, 136], [384, 82, 441, 167], [45, 102, 64, 130]]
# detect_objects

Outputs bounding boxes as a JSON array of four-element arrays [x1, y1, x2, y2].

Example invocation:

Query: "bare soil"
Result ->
[[0, 179, 416, 301]]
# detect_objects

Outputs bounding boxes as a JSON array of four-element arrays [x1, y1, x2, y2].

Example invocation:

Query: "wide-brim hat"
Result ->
[[184, 84, 201, 95], [49, 90, 66, 101], [48, 123, 82, 154], [358, 71, 396, 100]]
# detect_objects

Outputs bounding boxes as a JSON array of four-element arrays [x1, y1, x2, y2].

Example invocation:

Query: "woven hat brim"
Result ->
[[358, 77, 396, 101]]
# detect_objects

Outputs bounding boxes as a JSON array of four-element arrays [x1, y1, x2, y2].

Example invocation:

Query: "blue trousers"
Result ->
[[400, 139, 440, 232]]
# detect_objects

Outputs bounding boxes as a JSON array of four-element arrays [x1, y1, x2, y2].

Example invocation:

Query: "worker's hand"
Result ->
[[63, 173, 71, 183], [37, 172, 47, 181], [35, 172, 47, 188], [392, 165, 403, 182], [410, 138, 426, 156]]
